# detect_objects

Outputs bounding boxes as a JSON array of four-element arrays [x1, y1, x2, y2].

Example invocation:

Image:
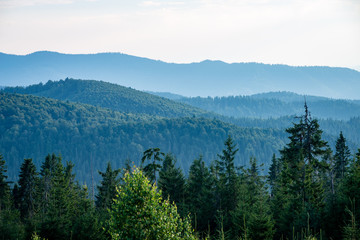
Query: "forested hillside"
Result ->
[[169, 92, 360, 120], [1, 51, 360, 99], [2, 78, 209, 118], [0, 92, 287, 184]]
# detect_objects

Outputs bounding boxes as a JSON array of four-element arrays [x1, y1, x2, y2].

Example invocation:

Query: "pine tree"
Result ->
[[95, 162, 121, 210], [271, 103, 329, 238], [186, 156, 216, 235], [158, 154, 186, 215], [141, 148, 165, 184], [38, 155, 77, 239], [231, 158, 274, 240], [268, 153, 279, 197], [18, 158, 38, 220], [0, 154, 25, 239], [216, 135, 239, 215], [0, 154, 10, 212], [334, 131, 351, 180]]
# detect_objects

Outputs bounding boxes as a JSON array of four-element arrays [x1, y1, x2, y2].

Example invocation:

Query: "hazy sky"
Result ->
[[0, 0, 359, 68]]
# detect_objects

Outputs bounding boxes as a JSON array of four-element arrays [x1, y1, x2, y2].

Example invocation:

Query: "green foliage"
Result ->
[[271, 105, 330, 238], [158, 154, 186, 215], [215, 136, 240, 231], [231, 158, 274, 240], [0, 92, 287, 185], [96, 162, 121, 210], [107, 167, 196, 240], [334, 131, 351, 179], [18, 158, 38, 220], [186, 156, 216, 235], [177, 92, 360, 120], [141, 148, 165, 184], [0, 154, 10, 211], [3, 78, 209, 118], [0, 154, 26, 240]]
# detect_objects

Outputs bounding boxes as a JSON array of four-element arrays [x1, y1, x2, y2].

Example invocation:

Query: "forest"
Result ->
[[1, 107, 359, 239], [1, 79, 360, 239]]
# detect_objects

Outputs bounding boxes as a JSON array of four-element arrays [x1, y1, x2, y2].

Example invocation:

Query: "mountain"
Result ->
[[1, 51, 360, 99], [0, 92, 287, 184], [170, 91, 360, 120], [2, 78, 210, 118]]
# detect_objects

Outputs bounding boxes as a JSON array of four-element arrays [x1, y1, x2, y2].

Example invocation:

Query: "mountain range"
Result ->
[[1, 51, 360, 99]]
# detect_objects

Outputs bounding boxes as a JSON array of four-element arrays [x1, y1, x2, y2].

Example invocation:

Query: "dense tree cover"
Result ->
[[0, 92, 287, 184], [175, 92, 360, 120], [2, 78, 210, 118], [0, 109, 359, 239]]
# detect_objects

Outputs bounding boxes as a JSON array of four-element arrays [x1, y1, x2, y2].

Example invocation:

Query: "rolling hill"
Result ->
[[0, 92, 287, 184], [1, 51, 360, 99], [167, 92, 360, 120], [2, 78, 210, 118]]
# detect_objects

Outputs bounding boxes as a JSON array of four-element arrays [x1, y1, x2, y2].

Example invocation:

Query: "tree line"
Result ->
[[1, 105, 360, 239]]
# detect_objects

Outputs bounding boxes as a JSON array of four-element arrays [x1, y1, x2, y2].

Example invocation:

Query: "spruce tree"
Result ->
[[0, 154, 25, 239], [186, 156, 216, 235], [216, 135, 239, 211], [334, 131, 351, 180], [95, 162, 121, 210], [158, 154, 186, 215], [141, 148, 165, 184], [271, 103, 329, 238], [231, 158, 274, 240], [18, 158, 38, 220]]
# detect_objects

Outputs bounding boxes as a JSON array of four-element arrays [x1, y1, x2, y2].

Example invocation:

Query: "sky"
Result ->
[[0, 0, 359, 69]]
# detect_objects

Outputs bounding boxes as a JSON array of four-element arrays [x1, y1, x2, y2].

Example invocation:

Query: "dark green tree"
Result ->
[[271, 103, 329, 238], [231, 158, 274, 240], [158, 154, 186, 215], [268, 153, 280, 197], [186, 156, 216, 236], [215, 135, 239, 233], [334, 131, 351, 179], [0, 154, 10, 212], [0, 154, 25, 239], [95, 162, 121, 210], [141, 147, 165, 184], [18, 158, 38, 220]]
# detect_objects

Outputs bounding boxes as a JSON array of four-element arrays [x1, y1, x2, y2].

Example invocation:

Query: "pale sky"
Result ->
[[0, 0, 359, 68]]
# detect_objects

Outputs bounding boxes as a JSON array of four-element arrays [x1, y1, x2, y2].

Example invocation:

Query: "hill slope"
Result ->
[[1, 51, 360, 99], [0, 92, 287, 184], [2, 78, 210, 118], [172, 92, 360, 120]]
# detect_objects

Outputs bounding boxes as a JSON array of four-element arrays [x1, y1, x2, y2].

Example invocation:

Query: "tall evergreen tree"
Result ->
[[268, 153, 281, 198], [141, 148, 165, 184], [158, 154, 186, 215], [0, 154, 10, 212], [271, 103, 329, 238], [186, 156, 216, 235], [96, 161, 121, 210], [18, 158, 38, 220], [215, 135, 239, 233], [334, 131, 351, 179], [231, 158, 274, 240], [0, 154, 25, 239]]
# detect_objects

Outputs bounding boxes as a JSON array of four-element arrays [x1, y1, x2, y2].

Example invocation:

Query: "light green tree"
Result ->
[[107, 167, 196, 240]]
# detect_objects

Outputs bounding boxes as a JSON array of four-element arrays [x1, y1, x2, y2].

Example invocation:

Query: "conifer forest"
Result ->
[[1, 95, 360, 239]]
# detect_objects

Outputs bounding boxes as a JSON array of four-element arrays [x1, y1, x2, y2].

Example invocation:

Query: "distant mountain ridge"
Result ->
[[148, 91, 360, 120], [1, 51, 359, 99], [2, 78, 210, 118]]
